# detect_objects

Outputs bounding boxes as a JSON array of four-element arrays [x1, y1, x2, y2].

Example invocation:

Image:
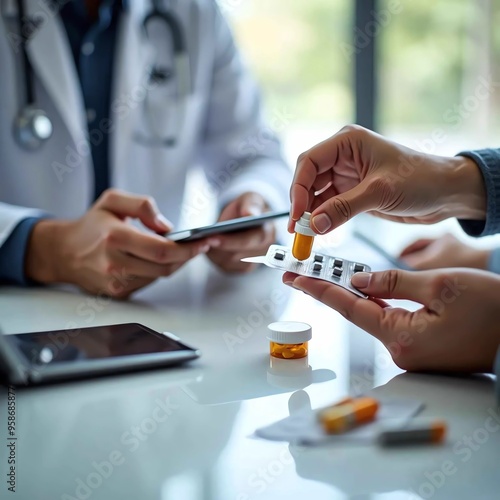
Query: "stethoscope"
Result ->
[[135, 0, 191, 147], [5, 0, 190, 151], [11, 0, 53, 151]]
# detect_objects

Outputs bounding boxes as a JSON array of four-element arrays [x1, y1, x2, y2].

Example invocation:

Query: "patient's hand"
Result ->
[[284, 267, 500, 373], [399, 233, 491, 270]]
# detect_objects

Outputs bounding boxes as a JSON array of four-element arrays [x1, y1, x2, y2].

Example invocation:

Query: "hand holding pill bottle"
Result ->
[[289, 125, 486, 236]]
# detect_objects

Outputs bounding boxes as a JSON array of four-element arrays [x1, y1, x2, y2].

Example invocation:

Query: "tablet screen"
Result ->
[[8, 324, 187, 366]]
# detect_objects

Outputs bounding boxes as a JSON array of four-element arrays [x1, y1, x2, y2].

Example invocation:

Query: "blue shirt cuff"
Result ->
[[0, 217, 41, 286], [456, 149, 500, 237], [488, 248, 500, 274]]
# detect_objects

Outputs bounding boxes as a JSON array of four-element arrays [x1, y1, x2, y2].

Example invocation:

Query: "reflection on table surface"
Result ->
[[291, 373, 499, 500], [0, 253, 499, 499]]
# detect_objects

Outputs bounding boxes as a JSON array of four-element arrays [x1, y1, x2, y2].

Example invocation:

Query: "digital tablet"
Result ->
[[166, 210, 289, 242], [0, 323, 200, 386]]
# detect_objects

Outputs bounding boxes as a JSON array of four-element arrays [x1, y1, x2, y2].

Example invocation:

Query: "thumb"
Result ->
[[96, 190, 173, 233], [310, 179, 379, 234], [239, 193, 268, 217], [351, 269, 431, 304]]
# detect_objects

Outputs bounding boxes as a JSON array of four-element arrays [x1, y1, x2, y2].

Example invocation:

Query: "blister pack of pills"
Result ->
[[242, 244, 371, 298]]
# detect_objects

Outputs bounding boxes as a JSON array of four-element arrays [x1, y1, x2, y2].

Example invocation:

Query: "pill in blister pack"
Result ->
[[241, 244, 371, 298]]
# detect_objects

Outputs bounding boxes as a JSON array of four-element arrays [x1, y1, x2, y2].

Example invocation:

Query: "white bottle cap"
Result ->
[[267, 321, 312, 344], [295, 211, 316, 237]]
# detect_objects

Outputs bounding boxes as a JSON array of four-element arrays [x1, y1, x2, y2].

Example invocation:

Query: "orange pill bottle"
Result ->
[[292, 212, 315, 261], [267, 321, 312, 360]]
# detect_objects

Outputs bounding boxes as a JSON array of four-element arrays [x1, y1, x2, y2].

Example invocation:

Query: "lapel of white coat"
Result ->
[[24, 0, 88, 153], [110, 0, 154, 186]]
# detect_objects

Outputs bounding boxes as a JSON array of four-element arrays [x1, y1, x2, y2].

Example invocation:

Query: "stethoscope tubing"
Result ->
[[6, 0, 191, 150]]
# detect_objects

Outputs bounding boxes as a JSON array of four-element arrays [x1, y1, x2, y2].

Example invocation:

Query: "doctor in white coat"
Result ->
[[0, 0, 291, 298]]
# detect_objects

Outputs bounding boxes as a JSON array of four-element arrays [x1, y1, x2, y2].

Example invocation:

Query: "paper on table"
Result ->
[[255, 398, 424, 446]]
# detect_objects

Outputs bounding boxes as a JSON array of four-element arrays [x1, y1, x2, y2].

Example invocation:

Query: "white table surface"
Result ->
[[0, 252, 499, 500]]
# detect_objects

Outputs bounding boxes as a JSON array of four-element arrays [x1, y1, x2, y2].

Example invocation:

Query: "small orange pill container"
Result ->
[[267, 321, 312, 360], [292, 212, 316, 261], [318, 397, 379, 434]]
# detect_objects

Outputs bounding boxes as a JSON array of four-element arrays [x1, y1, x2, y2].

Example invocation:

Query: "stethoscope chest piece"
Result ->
[[9, 0, 53, 151], [13, 106, 53, 151]]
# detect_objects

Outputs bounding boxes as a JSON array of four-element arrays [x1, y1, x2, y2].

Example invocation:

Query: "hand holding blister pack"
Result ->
[[242, 244, 371, 298]]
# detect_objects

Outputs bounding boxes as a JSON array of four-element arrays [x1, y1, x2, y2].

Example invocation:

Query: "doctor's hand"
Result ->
[[399, 233, 491, 271], [206, 192, 276, 273], [289, 125, 486, 235], [283, 268, 500, 373], [25, 189, 212, 298]]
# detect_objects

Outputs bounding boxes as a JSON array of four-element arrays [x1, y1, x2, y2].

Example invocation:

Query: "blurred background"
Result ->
[[220, 0, 500, 252]]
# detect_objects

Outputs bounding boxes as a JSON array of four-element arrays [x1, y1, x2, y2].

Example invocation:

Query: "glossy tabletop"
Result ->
[[0, 247, 499, 500]]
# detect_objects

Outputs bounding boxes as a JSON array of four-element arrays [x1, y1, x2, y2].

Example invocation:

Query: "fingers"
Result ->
[[238, 192, 268, 217], [309, 179, 376, 233], [289, 156, 317, 228], [399, 238, 434, 257], [283, 271, 299, 284], [96, 189, 173, 233], [106, 277, 155, 300], [208, 252, 257, 273], [207, 223, 274, 273], [219, 192, 269, 223], [351, 270, 432, 304], [208, 244, 261, 273], [286, 275, 405, 343], [398, 238, 436, 270], [106, 225, 210, 264], [112, 251, 184, 278], [290, 131, 353, 225], [289, 125, 369, 230], [208, 223, 273, 251], [402, 249, 443, 271]]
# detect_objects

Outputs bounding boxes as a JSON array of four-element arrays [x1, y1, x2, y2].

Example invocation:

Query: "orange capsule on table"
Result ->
[[332, 396, 354, 407], [316, 396, 355, 422], [319, 397, 379, 434]]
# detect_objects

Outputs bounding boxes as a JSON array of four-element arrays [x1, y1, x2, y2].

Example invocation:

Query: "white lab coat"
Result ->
[[0, 0, 290, 248]]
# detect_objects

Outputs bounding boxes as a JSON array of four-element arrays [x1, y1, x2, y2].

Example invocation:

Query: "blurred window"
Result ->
[[222, 0, 352, 164]]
